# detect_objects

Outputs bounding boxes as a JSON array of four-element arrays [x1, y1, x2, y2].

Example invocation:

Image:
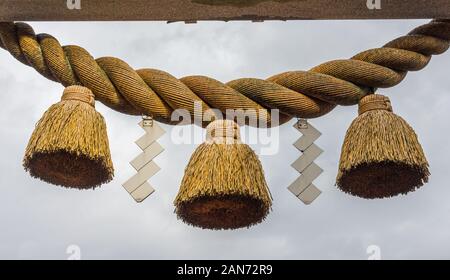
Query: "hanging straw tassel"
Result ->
[[336, 94, 430, 199], [174, 119, 272, 230], [23, 86, 114, 189]]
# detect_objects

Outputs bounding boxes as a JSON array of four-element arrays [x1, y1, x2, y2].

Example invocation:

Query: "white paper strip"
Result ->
[[289, 119, 323, 205], [122, 118, 165, 203]]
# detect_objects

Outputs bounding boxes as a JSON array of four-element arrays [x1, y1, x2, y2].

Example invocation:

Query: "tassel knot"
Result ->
[[61, 85, 96, 106], [358, 94, 392, 115], [206, 119, 240, 144]]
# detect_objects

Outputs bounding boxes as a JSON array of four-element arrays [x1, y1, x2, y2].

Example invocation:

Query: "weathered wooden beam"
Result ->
[[0, 0, 449, 22]]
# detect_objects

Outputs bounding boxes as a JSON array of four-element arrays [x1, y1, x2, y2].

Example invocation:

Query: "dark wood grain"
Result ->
[[0, 0, 449, 21]]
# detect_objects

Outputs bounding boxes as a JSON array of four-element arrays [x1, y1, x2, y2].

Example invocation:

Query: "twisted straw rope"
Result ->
[[0, 20, 449, 126]]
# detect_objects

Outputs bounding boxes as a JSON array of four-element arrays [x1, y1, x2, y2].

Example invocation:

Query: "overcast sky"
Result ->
[[0, 19, 449, 260]]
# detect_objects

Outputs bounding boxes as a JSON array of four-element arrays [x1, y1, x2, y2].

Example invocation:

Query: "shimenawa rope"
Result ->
[[0, 20, 449, 126]]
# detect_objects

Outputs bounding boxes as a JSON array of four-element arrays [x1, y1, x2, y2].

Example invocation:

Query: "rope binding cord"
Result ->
[[0, 19, 449, 229]]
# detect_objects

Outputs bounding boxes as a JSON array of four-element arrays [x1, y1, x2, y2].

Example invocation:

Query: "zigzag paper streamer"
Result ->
[[122, 117, 165, 202], [288, 119, 323, 205]]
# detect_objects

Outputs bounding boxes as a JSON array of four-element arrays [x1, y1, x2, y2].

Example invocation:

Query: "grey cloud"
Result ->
[[0, 19, 449, 259]]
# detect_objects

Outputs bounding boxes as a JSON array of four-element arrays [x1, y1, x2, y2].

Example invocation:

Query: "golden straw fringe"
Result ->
[[175, 120, 272, 230], [24, 97, 113, 189], [337, 104, 430, 198]]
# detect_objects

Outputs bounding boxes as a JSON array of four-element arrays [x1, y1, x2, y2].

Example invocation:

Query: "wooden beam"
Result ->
[[0, 0, 449, 22]]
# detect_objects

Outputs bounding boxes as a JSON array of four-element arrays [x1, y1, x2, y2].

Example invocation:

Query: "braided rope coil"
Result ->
[[0, 20, 449, 126]]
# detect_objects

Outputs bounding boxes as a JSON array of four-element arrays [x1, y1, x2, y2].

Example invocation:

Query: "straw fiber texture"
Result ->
[[174, 120, 272, 230], [0, 20, 448, 126], [23, 86, 114, 189], [336, 95, 429, 199]]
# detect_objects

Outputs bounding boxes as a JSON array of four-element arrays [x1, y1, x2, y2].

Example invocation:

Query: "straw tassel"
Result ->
[[336, 94, 430, 199], [23, 86, 114, 189], [174, 119, 272, 230]]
